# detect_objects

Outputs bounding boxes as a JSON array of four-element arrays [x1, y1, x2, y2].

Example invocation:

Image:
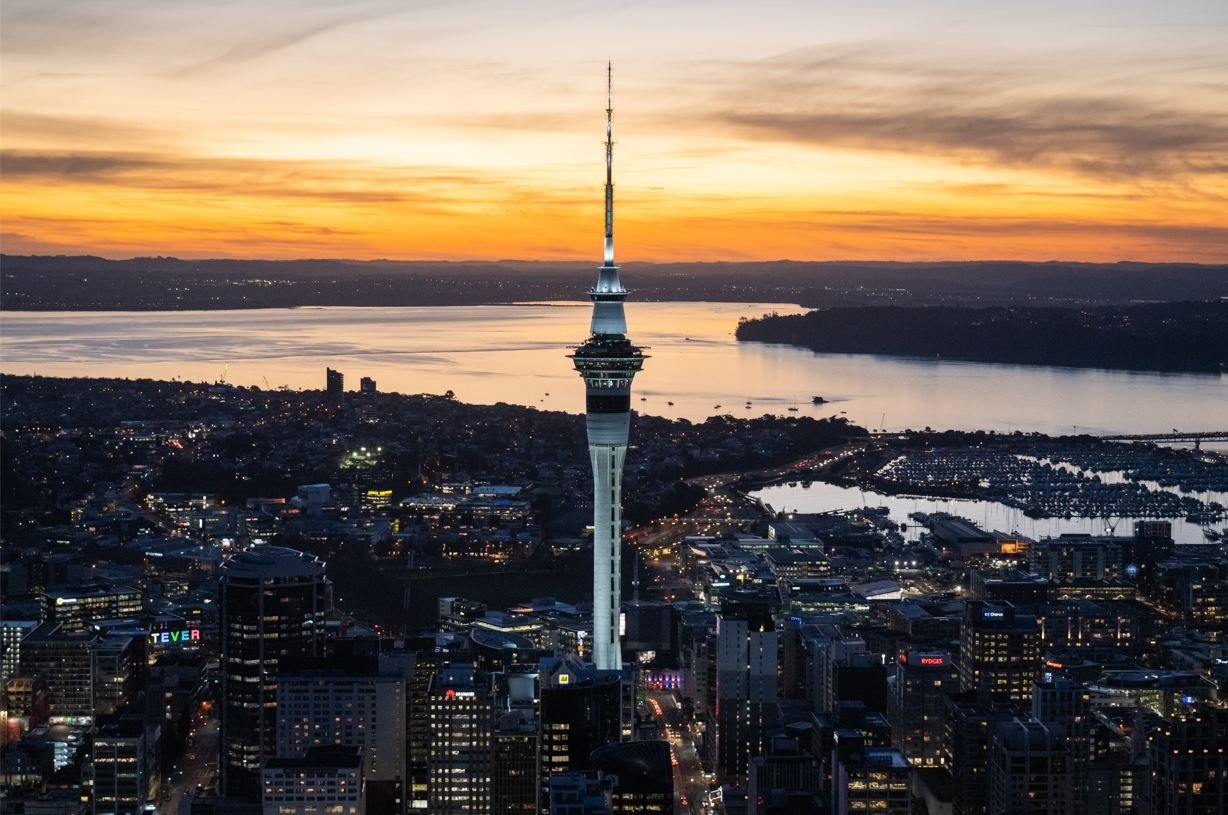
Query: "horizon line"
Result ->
[[4, 253, 1227, 268]]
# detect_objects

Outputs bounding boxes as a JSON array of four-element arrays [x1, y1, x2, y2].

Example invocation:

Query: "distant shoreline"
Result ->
[[4, 255, 1226, 311], [735, 302, 1228, 375]]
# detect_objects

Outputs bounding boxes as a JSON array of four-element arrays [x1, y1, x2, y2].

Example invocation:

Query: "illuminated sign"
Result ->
[[919, 656, 945, 666], [443, 688, 475, 699], [1045, 660, 1064, 670], [558, 674, 570, 685], [149, 628, 201, 647], [983, 610, 1005, 619]]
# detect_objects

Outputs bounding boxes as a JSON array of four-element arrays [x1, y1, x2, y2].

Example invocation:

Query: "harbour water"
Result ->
[[1, 301, 1225, 435], [751, 480, 1216, 545]]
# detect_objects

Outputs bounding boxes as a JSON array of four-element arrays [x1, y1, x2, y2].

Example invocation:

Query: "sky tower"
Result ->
[[570, 64, 645, 671]]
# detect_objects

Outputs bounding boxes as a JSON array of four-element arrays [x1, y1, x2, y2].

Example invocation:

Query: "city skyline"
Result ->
[[3, 1, 1227, 263]]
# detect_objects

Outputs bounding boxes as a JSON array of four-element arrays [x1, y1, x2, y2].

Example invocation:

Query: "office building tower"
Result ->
[[711, 603, 778, 788], [427, 664, 494, 815], [569, 65, 645, 672], [988, 718, 1073, 815], [276, 661, 405, 784], [359, 377, 376, 394], [959, 602, 1040, 705], [809, 629, 867, 715], [91, 713, 158, 815], [944, 691, 1019, 815], [589, 740, 673, 815], [746, 727, 821, 815], [493, 710, 538, 815], [262, 745, 365, 815], [1148, 705, 1227, 815], [93, 632, 142, 716], [1, 619, 38, 689], [41, 585, 143, 632], [1032, 677, 1093, 813], [888, 650, 958, 767], [830, 652, 888, 715], [405, 647, 450, 812], [830, 732, 911, 815], [538, 658, 622, 813], [219, 546, 330, 798], [19, 621, 95, 718]]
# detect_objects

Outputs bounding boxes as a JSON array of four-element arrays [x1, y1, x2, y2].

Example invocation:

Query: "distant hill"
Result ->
[[2, 255, 1226, 310], [734, 301, 1228, 374]]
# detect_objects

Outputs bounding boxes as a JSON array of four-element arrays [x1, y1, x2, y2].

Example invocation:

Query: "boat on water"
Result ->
[[812, 395, 827, 404]]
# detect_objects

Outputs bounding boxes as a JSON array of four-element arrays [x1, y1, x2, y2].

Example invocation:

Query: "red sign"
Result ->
[[919, 656, 945, 666]]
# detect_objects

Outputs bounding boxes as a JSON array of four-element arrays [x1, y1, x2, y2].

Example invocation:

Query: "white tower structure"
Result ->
[[570, 64, 645, 671]]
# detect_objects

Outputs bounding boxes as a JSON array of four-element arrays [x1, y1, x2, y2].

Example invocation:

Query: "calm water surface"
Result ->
[[1, 302, 1224, 435], [752, 480, 1217, 545]]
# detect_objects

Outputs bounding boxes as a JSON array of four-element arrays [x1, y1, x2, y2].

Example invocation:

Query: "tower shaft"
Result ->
[[589, 444, 626, 670]]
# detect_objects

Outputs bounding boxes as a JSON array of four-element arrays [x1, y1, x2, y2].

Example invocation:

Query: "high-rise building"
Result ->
[[987, 718, 1073, 815], [1, 619, 38, 690], [93, 632, 142, 716], [1032, 677, 1093, 814], [275, 661, 406, 784], [91, 712, 158, 815], [493, 709, 538, 815], [589, 740, 673, 815], [1148, 705, 1227, 815], [888, 650, 958, 767], [830, 732, 911, 815], [1037, 535, 1123, 581], [219, 546, 330, 798], [357, 377, 378, 423], [326, 368, 344, 398], [568, 65, 645, 672], [944, 691, 1020, 815], [41, 585, 143, 632], [711, 603, 778, 788], [262, 745, 365, 815], [427, 664, 494, 815], [19, 621, 95, 718], [746, 727, 821, 815], [959, 602, 1040, 705], [538, 658, 622, 813]]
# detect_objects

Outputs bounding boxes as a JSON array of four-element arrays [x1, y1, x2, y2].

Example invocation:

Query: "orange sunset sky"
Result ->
[[2, 1, 1226, 263]]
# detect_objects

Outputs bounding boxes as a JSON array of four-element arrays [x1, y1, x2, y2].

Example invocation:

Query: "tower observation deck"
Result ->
[[569, 64, 645, 671]]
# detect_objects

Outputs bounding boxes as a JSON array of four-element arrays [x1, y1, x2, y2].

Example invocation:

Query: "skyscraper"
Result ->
[[538, 657, 623, 812], [887, 649, 958, 767], [987, 718, 1073, 815], [569, 64, 645, 672], [958, 601, 1040, 705], [219, 546, 330, 798], [711, 603, 778, 788], [427, 663, 494, 815]]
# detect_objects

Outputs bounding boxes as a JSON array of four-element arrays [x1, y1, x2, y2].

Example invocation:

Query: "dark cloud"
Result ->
[[682, 48, 1228, 183], [0, 148, 592, 210]]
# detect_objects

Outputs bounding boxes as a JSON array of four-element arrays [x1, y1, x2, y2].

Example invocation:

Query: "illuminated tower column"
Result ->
[[570, 64, 645, 671]]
